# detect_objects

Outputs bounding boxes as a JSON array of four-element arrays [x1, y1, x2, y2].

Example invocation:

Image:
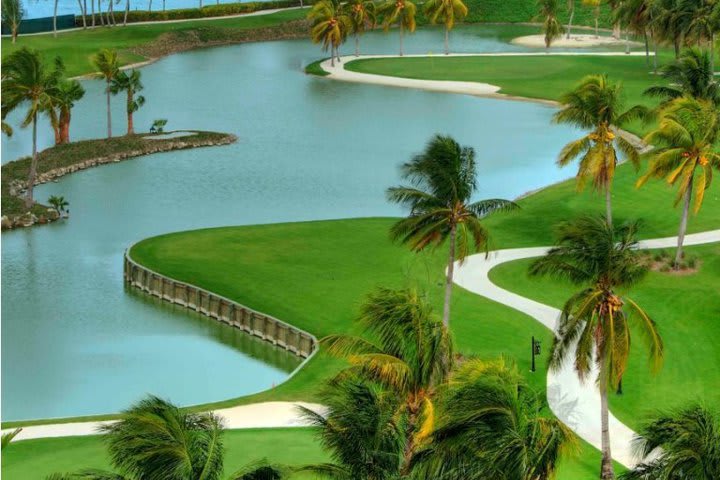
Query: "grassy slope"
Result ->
[[0, 9, 308, 77], [489, 243, 720, 430], [1, 427, 615, 480]]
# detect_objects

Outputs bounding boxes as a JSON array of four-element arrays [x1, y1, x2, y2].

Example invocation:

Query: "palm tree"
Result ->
[[614, 0, 653, 62], [348, 0, 376, 56], [1, 48, 63, 209], [529, 215, 664, 480], [299, 378, 404, 480], [566, 0, 575, 39], [48, 395, 288, 480], [322, 288, 453, 473], [48, 195, 69, 215], [651, 0, 694, 58], [110, 69, 145, 135], [637, 97, 720, 268], [423, 0, 468, 55], [620, 405, 720, 480], [387, 135, 517, 328], [582, 0, 601, 37], [379, 0, 417, 56], [644, 47, 720, 106], [535, 0, 564, 49], [308, 0, 351, 67], [553, 75, 646, 226], [53, 79, 85, 144], [2, 0, 24, 44], [415, 358, 578, 480], [93, 48, 120, 138], [687, 0, 720, 75]]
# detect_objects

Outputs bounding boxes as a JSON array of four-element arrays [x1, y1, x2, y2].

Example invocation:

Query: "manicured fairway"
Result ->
[[1, 427, 619, 479], [0, 9, 307, 77]]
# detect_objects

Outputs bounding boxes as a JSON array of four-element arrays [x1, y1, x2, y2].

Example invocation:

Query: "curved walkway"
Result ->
[[2, 401, 326, 442], [453, 229, 720, 468], [320, 52, 647, 103]]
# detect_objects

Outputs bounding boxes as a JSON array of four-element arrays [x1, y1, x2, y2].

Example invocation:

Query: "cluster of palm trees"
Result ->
[[1, 46, 145, 212], [308, 0, 469, 62]]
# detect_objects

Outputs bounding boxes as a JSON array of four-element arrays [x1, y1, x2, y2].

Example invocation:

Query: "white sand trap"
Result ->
[[512, 34, 642, 48], [145, 131, 198, 140]]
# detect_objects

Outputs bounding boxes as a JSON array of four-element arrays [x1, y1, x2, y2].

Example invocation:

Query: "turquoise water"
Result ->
[[1, 27, 584, 420]]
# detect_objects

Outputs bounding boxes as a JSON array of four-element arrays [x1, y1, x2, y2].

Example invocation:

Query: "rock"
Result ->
[[47, 208, 60, 220], [1, 216, 12, 230]]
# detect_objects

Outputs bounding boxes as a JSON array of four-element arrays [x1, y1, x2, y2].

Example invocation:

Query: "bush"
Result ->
[[75, 0, 311, 26]]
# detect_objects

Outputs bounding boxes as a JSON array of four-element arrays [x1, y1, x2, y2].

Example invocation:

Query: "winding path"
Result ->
[[453, 229, 720, 467]]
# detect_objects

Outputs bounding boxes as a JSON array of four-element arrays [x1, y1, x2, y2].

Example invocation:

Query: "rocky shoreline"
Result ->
[[2, 131, 237, 231]]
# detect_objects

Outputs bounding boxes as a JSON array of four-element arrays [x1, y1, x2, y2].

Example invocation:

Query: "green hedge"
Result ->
[[74, 0, 311, 26]]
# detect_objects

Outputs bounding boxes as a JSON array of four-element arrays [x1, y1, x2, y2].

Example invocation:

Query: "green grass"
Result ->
[[0, 9, 308, 77], [0, 427, 618, 480], [489, 242, 720, 431]]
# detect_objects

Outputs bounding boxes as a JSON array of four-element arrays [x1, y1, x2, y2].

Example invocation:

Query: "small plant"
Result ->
[[48, 195, 69, 216], [150, 119, 168, 134], [1, 428, 22, 449]]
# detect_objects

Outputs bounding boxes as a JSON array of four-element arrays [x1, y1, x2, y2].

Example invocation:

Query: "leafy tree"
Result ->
[[150, 118, 168, 133], [535, 0, 565, 49], [299, 378, 404, 480], [47, 395, 288, 480], [553, 75, 645, 226], [110, 69, 145, 135], [322, 288, 453, 473], [48, 195, 69, 215], [415, 358, 578, 480], [1, 48, 64, 209], [529, 215, 663, 480], [423, 0, 468, 54], [93, 48, 120, 139], [637, 97, 720, 268], [378, 0, 417, 56], [620, 404, 720, 480], [308, 0, 351, 67], [2, 0, 23, 44], [644, 47, 720, 106], [387, 134, 517, 328], [348, 0, 376, 56]]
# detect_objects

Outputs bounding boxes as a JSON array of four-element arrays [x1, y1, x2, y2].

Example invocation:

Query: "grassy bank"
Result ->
[[0, 426, 618, 480], [1, 131, 236, 224]]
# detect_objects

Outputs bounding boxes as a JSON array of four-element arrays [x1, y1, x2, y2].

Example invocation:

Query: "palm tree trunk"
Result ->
[[399, 22, 404, 56], [401, 400, 420, 475], [605, 185, 612, 227], [644, 31, 649, 65], [12, 25, 17, 43], [25, 113, 38, 209], [612, 22, 620, 40], [330, 47, 335, 67], [78, 0, 87, 28], [109, 0, 116, 26], [566, 1, 574, 40], [600, 381, 615, 479], [61, 110, 71, 143], [674, 180, 692, 269], [355, 33, 359, 56], [442, 225, 456, 328], [625, 30, 630, 55], [594, 15, 598, 38], [652, 29, 658, 74], [127, 91, 134, 135], [99, 0, 105, 26], [106, 84, 112, 138], [710, 34, 715, 82], [91, 0, 95, 26], [444, 26, 449, 55], [124, 0, 130, 26], [53, 0, 59, 37]]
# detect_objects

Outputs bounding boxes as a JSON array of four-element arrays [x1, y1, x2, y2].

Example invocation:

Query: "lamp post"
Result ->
[[531, 336, 541, 372]]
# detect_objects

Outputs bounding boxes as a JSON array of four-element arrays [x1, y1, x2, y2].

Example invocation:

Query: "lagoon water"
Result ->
[[1, 27, 584, 420]]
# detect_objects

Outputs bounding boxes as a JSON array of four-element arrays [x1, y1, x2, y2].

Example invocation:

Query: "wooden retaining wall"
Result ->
[[123, 251, 317, 359]]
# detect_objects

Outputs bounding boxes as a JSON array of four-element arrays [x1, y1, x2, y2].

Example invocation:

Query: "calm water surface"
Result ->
[[2, 27, 583, 420]]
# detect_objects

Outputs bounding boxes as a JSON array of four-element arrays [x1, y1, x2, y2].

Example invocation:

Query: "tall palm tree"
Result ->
[[651, 0, 694, 58], [110, 69, 145, 135], [553, 75, 646, 226], [582, 0, 602, 37], [620, 404, 720, 480], [1, 48, 63, 209], [645, 47, 720, 106], [348, 0, 376, 56], [529, 215, 664, 480], [51, 79, 86, 144], [388, 135, 517, 328], [308, 0, 351, 67], [535, 0, 564, 49], [637, 97, 720, 268], [686, 0, 720, 75], [322, 288, 453, 473], [93, 48, 120, 138], [299, 378, 404, 480], [566, 0, 575, 39], [48, 395, 288, 480], [2, 0, 24, 44], [614, 0, 653, 61], [423, 0, 468, 55], [379, 0, 417, 56], [414, 358, 578, 480]]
